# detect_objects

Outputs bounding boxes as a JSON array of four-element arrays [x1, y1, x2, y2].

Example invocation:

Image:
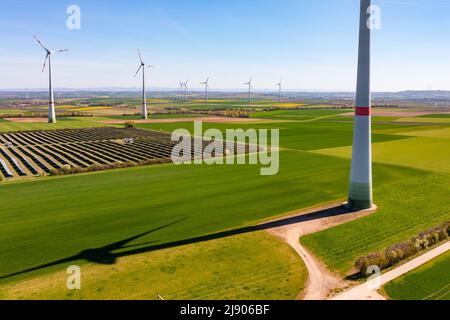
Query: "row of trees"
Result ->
[[355, 222, 450, 276]]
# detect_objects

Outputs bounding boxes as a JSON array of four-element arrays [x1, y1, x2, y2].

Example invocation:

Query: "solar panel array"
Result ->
[[0, 127, 257, 180]]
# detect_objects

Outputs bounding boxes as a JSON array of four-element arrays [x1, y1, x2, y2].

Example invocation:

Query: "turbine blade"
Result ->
[[53, 49, 68, 54], [137, 49, 144, 64], [41, 53, 49, 72], [33, 35, 49, 52], [135, 64, 143, 76]]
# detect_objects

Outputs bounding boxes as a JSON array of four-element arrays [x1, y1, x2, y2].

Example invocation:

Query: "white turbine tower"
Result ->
[[200, 77, 210, 103], [33, 35, 68, 124], [244, 78, 253, 103], [275, 80, 282, 103], [135, 49, 153, 120], [348, 0, 374, 210]]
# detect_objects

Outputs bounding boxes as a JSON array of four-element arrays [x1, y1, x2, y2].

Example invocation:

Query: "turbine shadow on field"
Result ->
[[118, 204, 353, 256], [2, 205, 352, 281], [0, 218, 186, 281]]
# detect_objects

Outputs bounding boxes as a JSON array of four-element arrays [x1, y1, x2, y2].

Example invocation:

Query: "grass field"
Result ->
[[135, 120, 410, 152], [0, 117, 111, 132], [383, 251, 450, 300], [0, 231, 306, 300], [419, 114, 450, 118], [397, 127, 450, 139], [301, 172, 450, 273], [1, 107, 450, 299], [0, 108, 27, 115], [313, 137, 450, 173], [0, 146, 421, 287], [0, 149, 352, 285], [300, 116, 450, 274], [251, 109, 349, 121], [395, 117, 450, 124]]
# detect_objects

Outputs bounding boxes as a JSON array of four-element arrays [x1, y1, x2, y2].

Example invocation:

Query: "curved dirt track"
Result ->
[[265, 202, 377, 300]]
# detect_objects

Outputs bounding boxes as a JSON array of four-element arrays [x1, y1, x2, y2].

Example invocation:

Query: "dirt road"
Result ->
[[266, 203, 377, 300]]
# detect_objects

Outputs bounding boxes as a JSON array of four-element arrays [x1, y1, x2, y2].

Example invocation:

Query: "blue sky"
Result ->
[[0, 0, 449, 91]]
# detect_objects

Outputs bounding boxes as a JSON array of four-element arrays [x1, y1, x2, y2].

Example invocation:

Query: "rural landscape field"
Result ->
[[0, 0, 449, 310], [1, 99, 449, 300]]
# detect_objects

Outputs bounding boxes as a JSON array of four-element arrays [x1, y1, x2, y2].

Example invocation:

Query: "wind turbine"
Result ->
[[275, 80, 282, 103], [348, 0, 374, 210], [33, 35, 68, 123], [135, 49, 154, 120], [244, 78, 253, 103], [200, 77, 210, 103], [178, 81, 184, 101], [183, 80, 189, 102]]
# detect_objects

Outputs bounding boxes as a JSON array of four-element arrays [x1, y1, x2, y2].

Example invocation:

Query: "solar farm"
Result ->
[[0, 127, 255, 179]]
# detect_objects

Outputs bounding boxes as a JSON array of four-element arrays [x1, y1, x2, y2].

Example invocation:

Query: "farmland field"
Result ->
[[0, 231, 306, 300], [301, 171, 450, 273], [301, 115, 450, 274], [383, 251, 450, 300], [0, 117, 110, 132], [313, 137, 450, 173], [0, 149, 351, 285], [419, 114, 450, 118], [251, 109, 349, 121], [1, 107, 450, 299]]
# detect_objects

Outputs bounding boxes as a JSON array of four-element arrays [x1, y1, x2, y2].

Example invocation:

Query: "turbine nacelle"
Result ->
[[200, 77, 210, 87], [135, 49, 154, 76], [244, 78, 253, 88], [34, 35, 68, 72]]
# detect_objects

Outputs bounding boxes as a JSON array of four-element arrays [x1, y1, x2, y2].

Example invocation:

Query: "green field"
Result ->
[[0, 231, 306, 300], [301, 172, 450, 273], [313, 137, 450, 173], [0, 117, 110, 132], [0, 149, 352, 285], [0, 108, 27, 115], [383, 251, 450, 300], [419, 114, 450, 118], [135, 120, 409, 151], [251, 109, 349, 121], [1, 107, 450, 299], [398, 127, 450, 139], [300, 116, 450, 273]]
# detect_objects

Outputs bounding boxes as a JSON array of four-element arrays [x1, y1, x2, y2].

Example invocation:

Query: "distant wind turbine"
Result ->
[[200, 77, 210, 103], [183, 80, 189, 102], [135, 49, 154, 120], [275, 80, 282, 103], [178, 81, 184, 101], [244, 78, 253, 103], [33, 35, 68, 124]]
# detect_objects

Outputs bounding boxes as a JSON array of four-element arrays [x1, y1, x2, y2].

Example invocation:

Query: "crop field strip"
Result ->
[[0, 127, 255, 179]]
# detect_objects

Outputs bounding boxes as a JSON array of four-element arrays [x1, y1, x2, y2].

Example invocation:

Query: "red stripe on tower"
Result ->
[[355, 107, 371, 116]]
